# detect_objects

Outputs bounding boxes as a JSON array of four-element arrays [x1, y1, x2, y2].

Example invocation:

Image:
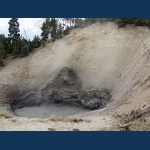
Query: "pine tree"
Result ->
[[0, 34, 5, 66], [8, 18, 20, 50], [41, 18, 51, 41], [40, 18, 58, 43], [63, 26, 70, 35], [63, 18, 75, 27], [33, 35, 41, 48], [50, 18, 57, 39], [56, 23, 63, 38]]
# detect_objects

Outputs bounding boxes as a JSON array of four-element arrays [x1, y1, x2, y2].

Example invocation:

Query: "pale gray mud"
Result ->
[[11, 67, 110, 119], [14, 102, 90, 118]]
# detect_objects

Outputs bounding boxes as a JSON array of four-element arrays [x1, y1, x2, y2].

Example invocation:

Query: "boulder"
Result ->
[[81, 98, 101, 109], [9, 67, 111, 110], [41, 67, 81, 103]]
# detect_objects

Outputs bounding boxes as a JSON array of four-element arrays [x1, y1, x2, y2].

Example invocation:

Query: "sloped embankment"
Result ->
[[0, 22, 150, 120]]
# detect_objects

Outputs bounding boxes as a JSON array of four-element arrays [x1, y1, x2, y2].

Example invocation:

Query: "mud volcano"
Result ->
[[9, 67, 111, 118], [2, 22, 150, 120]]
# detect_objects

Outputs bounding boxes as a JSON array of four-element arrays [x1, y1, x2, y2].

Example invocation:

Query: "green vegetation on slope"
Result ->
[[117, 18, 150, 28], [1, 18, 150, 66]]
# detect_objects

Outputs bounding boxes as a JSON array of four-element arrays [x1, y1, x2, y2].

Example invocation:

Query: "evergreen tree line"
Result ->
[[116, 18, 150, 28], [0, 18, 102, 66], [40, 18, 71, 44], [1, 18, 150, 66], [0, 18, 41, 66], [0, 18, 75, 66]]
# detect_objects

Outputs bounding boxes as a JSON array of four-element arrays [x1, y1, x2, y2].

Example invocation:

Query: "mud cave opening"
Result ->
[[9, 67, 111, 118]]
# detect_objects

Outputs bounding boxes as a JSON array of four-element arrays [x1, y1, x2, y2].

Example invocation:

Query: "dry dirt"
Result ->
[[1, 22, 150, 131], [0, 109, 117, 131]]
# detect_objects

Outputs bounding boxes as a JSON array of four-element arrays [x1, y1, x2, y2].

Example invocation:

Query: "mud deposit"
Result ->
[[14, 102, 90, 118]]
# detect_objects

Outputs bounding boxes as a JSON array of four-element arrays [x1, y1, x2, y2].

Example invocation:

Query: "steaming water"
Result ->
[[14, 102, 90, 118]]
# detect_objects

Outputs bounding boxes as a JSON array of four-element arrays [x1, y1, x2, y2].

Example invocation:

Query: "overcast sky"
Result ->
[[0, 18, 43, 40]]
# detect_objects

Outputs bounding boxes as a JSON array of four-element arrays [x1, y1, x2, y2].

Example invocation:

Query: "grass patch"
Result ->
[[37, 119, 46, 123], [66, 116, 83, 123], [49, 115, 83, 123], [120, 125, 131, 131], [0, 110, 13, 118], [0, 60, 4, 66]]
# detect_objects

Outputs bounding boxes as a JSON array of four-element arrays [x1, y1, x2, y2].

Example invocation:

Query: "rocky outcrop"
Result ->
[[40, 67, 111, 109], [79, 88, 111, 109], [11, 92, 37, 111], [41, 67, 81, 103], [42, 67, 111, 109], [9, 67, 111, 110]]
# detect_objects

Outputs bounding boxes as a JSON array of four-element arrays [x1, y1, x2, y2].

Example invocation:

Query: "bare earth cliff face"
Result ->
[[1, 22, 150, 130]]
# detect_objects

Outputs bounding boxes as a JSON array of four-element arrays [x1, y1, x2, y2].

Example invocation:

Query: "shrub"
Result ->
[[49, 115, 83, 123], [65, 115, 83, 123], [116, 18, 150, 28], [63, 26, 70, 35], [2, 53, 8, 59], [50, 115, 59, 121], [0, 110, 13, 118], [0, 60, 4, 66], [21, 43, 29, 57], [41, 39, 46, 46], [120, 125, 131, 131], [116, 19, 126, 28], [52, 38, 56, 42], [13, 46, 19, 56]]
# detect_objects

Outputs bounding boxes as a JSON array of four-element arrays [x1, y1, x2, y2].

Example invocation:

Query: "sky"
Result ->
[[0, 18, 43, 40]]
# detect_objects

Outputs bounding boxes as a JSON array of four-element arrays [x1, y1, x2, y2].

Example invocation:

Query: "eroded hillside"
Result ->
[[1, 22, 150, 130]]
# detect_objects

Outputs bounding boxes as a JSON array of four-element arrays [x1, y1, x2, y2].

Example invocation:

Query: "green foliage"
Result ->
[[41, 18, 51, 41], [56, 24, 63, 39], [41, 18, 58, 41], [50, 18, 57, 39], [40, 39, 46, 46], [85, 18, 97, 23], [63, 18, 75, 26], [8, 18, 20, 47], [40, 18, 71, 44], [63, 26, 70, 35], [0, 59, 4, 66], [52, 38, 56, 42], [8, 18, 21, 56], [0, 34, 5, 66], [33, 35, 41, 48], [13, 45, 18, 56], [3, 37, 12, 54], [74, 19, 86, 28], [0, 18, 43, 64], [74, 18, 100, 28], [20, 43, 29, 57], [2, 53, 8, 59], [117, 18, 150, 28], [116, 19, 126, 28], [120, 126, 131, 131]]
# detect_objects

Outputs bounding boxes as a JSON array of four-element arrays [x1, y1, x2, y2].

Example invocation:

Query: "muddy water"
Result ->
[[14, 102, 90, 118]]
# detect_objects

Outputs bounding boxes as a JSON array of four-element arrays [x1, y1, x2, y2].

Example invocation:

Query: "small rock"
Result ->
[[48, 128, 56, 131], [143, 104, 146, 108], [81, 98, 101, 109], [131, 110, 134, 115], [85, 119, 91, 123], [72, 128, 80, 131], [102, 30, 107, 34], [11, 119, 17, 122], [103, 117, 105, 120]]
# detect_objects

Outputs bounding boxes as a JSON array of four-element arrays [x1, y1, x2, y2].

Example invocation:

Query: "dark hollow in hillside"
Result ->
[[9, 67, 111, 118]]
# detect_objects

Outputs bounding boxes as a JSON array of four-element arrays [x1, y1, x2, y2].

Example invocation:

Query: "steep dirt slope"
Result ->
[[1, 22, 150, 130], [0, 22, 144, 100], [111, 28, 150, 114]]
